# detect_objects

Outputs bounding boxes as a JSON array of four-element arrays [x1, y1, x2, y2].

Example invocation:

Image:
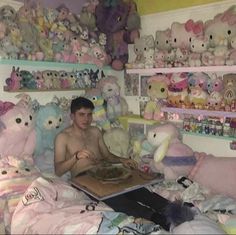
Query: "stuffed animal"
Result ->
[[126, 35, 154, 69], [34, 103, 65, 173], [98, 76, 128, 123], [143, 74, 170, 120], [204, 6, 236, 48], [95, 0, 140, 70], [85, 88, 111, 130], [0, 95, 36, 163], [149, 123, 236, 200], [103, 127, 130, 157]]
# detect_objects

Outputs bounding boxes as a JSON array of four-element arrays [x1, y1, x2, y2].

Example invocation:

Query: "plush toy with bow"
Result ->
[[0, 95, 36, 164], [149, 123, 236, 200]]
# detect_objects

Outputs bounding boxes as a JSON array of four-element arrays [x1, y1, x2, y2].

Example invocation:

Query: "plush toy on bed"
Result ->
[[33, 102, 65, 173], [149, 122, 236, 200], [0, 95, 36, 163], [103, 127, 130, 157]]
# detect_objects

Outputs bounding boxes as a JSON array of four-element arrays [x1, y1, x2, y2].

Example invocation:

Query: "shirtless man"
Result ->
[[54, 96, 136, 178], [54, 96, 170, 230]]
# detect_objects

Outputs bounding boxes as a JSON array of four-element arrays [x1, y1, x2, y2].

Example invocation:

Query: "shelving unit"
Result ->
[[0, 59, 112, 71], [126, 65, 236, 75], [161, 107, 236, 118], [124, 66, 236, 148]]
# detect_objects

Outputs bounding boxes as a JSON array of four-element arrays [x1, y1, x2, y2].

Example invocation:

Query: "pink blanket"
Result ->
[[11, 177, 161, 234]]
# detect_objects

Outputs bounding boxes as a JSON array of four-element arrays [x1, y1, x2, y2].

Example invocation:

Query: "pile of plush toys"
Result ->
[[0, 0, 140, 70], [4, 66, 105, 91], [143, 72, 236, 121], [126, 5, 236, 69]]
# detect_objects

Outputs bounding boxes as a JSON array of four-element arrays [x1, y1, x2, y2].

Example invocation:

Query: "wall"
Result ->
[[134, 0, 226, 15], [125, 0, 236, 157]]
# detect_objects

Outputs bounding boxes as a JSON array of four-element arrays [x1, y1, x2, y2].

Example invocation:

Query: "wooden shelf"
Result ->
[[126, 65, 236, 75], [161, 107, 236, 118], [0, 59, 113, 70]]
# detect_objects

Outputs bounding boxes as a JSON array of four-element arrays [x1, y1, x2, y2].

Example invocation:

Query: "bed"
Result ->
[[1, 155, 236, 235]]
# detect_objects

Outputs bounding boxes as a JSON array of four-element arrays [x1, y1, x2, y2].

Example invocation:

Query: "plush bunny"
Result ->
[[149, 123, 236, 200]]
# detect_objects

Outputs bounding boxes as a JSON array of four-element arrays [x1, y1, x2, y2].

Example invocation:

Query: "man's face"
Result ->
[[71, 108, 93, 130]]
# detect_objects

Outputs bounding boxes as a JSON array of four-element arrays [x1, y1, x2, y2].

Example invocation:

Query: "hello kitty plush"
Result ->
[[154, 28, 172, 52], [126, 35, 154, 69], [0, 95, 36, 163], [226, 35, 236, 65], [171, 19, 204, 51], [189, 36, 209, 67], [204, 6, 236, 48]]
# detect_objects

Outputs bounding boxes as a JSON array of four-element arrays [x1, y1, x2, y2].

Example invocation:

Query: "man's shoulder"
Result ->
[[57, 126, 72, 138], [89, 126, 102, 134]]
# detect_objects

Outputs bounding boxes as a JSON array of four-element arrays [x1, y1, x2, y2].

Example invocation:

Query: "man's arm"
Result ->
[[54, 133, 77, 176]]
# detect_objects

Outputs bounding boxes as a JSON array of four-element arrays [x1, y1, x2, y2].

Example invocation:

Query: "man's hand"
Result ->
[[75, 150, 98, 163], [120, 158, 138, 170]]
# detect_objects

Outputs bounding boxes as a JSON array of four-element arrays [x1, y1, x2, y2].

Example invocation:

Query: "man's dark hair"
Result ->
[[70, 97, 95, 114]]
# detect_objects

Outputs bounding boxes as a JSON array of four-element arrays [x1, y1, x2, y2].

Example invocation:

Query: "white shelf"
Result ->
[[126, 65, 236, 75], [161, 107, 236, 118]]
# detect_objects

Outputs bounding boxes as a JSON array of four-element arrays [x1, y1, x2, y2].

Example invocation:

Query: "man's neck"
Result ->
[[72, 124, 90, 136]]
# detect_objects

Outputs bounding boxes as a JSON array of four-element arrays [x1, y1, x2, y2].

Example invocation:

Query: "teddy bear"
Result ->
[[0, 95, 36, 163], [103, 127, 130, 157], [97, 76, 128, 123], [85, 88, 111, 131], [143, 74, 170, 120], [149, 123, 236, 200], [95, 0, 140, 70], [33, 103, 65, 173]]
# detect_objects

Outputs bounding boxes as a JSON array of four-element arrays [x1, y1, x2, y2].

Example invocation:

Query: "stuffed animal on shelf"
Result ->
[[34, 103, 65, 173], [0, 95, 36, 164], [149, 123, 236, 200], [85, 88, 111, 131], [98, 76, 128, 123], [95, 0, 140, 70], [103, 127, 130, 157], [143, 74, 170, 120], [126, 35, 154, 69]]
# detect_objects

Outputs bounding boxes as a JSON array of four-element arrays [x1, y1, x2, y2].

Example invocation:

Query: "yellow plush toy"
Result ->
[[143, 74, 170, 120]]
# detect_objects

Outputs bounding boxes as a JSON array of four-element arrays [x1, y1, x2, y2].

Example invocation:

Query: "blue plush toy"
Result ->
[[33, 103, 65, 173]]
